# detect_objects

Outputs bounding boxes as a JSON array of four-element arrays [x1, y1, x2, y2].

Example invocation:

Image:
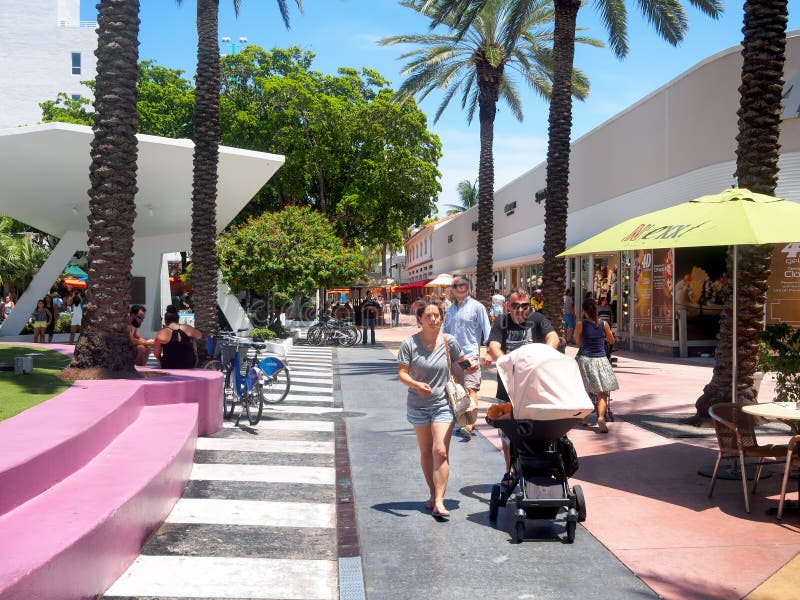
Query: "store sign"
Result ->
[[766, 242, 800, 327], [634, 250, 652, 337]]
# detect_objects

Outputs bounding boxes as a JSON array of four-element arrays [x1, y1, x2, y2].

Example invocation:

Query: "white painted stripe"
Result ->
[[190, 463, 335, 485], [289, 351, 332, 357], [221, 420, 334, 431], [262, 405, 341, 415], [289, 362, 333, 368], [288, 384, 333, 393], [166, 498, 336, 528], [197, 437, 334, 454], [104, 555, 337, 599], [283, 394, 335, 404], [291, 373, 333, 380]]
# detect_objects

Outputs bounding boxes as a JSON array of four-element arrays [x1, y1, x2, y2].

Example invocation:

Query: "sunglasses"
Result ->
[[510, 302, 530, 310], [451, 283, 468, 289]]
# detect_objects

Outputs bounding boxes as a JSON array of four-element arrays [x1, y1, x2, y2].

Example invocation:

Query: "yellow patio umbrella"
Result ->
[[559, 188, 800, 404]]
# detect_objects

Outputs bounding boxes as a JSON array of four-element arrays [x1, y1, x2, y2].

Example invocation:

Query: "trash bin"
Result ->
[[14, 356, 33, 374]]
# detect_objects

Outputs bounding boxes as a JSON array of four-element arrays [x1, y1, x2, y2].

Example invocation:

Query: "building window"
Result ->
[[70, 94, 81, 101], [71, 52, 81, 75]]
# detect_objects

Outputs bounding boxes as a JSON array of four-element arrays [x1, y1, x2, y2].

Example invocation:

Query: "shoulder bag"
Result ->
[[442, 334, 478, 426]]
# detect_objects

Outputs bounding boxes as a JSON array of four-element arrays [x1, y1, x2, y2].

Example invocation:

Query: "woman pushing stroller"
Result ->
[[397, 298, 478, 519]]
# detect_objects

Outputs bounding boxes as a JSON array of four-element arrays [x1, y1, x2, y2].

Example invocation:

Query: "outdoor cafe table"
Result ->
[[742, 402, 800, 432], [742, 402, 800, 515]]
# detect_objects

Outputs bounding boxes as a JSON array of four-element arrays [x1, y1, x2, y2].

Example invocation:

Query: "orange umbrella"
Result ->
[[63, 277, 87, 289]]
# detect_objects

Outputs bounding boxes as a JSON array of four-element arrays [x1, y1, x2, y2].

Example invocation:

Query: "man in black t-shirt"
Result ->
[[486, 288, 559, 476]]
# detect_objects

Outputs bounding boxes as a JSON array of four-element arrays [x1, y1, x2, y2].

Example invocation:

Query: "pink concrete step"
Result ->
[[0, 371, 222, 517], [0, 403, 197, 600]]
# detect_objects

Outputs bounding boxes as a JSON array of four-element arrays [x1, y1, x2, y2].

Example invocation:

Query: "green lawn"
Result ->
[[0, 346, 71, 421]]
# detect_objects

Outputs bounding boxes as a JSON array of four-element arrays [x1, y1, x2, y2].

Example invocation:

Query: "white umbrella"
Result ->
[[425, 273, 453, 287]]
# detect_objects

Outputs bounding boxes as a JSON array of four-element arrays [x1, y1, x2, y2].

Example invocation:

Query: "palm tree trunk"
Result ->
[[70, 0, 140, 373], [475, 73, 499, 309], [693, 0, 787, 420], [192, 0, 221, 351], [542, 0, 580, 344]]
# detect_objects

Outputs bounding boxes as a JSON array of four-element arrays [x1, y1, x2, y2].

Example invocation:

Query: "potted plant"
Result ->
[[757, 323, 800, 404]]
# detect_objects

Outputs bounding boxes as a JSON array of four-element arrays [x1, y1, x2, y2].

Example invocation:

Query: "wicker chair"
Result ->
[[708, 403, 788, 513], [777, 435, 800, 520]]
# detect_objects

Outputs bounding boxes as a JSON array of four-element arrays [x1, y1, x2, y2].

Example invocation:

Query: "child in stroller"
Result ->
[[486, 343, 593, 543]]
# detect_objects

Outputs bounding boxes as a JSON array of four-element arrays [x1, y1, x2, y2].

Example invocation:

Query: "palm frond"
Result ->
[[596, 0, 629, 58], [637, 0, 688, 47]]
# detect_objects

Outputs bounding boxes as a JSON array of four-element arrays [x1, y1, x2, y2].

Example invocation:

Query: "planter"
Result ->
[[262, 336, 293, 357]]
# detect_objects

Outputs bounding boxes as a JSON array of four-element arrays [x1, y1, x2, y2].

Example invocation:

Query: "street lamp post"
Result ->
[[221, 36, 248, 56]]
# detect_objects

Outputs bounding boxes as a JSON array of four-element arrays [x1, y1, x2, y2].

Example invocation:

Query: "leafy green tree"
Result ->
[[0, 218, 49, 297], [428, 0, 722, 336], [174, 0, 302, 349], [443, 179, 478, 215], [41, 62, 195, 138], [219, 47, 441, 244], [217, 206, 365, 303], [70, 0, 141, 373], [694, 0, 788, 420], [382, 0, 596, 307]]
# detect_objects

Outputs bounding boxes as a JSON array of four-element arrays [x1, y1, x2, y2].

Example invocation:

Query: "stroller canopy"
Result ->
[[496, 344, 593, 421]]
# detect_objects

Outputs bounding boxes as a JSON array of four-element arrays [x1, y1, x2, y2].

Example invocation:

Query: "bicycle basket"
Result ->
[[258, 356, 285, 377], [219, 343, 238, 367]]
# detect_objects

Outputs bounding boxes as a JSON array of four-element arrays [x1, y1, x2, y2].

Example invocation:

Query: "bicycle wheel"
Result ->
[[223, 368, 236, 419], [262, 367, 291, 404], [243, 380, 264, 425], [306, 325, 326, 346], [339, 326, 359, 347], [202, 359, 221, 371]]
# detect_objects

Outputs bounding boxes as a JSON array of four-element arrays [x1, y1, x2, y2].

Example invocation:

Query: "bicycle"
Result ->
[[306, 315, 359, 347], [204, 333, 291, 425]]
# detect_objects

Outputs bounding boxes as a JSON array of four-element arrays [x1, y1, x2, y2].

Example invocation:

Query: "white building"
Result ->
[[432, 32, 800, 354], [0, 0, 97, 129]]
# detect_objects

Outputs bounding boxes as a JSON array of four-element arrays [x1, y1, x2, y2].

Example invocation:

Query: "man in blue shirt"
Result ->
[[444, 275, 491, 438]]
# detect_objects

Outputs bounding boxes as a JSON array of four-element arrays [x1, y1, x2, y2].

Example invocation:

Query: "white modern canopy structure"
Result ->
[[0, 122, 285, 337]]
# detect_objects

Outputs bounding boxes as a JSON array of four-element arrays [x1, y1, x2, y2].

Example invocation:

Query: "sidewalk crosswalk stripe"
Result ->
[[104, 556, 337, 599], [196, 437, 334, 454], [262, 405, 341, 415], [222, 419, 334, 431], [286, 384, 334, 393], [166, 498, 336, 528], [190, 461, 336, 485]]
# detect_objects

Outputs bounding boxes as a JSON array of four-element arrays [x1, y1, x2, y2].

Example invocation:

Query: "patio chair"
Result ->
[[708, 403, 788, 513], [777, 435, 800, 520]]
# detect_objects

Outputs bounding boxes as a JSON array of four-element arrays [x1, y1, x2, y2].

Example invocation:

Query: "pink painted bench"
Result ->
[[0, 368, 222, 599]]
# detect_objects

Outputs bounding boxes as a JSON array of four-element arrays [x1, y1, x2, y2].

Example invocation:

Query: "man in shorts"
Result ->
[[563, 288, 576, 343], [444, 276, 491, 439], [486, 288, 559, 479]]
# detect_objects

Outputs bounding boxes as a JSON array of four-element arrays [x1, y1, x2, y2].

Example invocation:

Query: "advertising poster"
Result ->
[[652, 248, 674, 339], [674, 246, 727, 340], [766, 243, 800, 327], [634, 250, 652, 337]]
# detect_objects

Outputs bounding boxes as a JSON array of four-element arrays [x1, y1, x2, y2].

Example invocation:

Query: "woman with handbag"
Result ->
[[397, 298, 478, 519], [575, 298, 619, 433]]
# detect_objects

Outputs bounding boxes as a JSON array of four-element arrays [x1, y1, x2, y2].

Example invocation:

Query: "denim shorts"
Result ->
[[563, 313, 576, 329], [407, 402, 454, 426]]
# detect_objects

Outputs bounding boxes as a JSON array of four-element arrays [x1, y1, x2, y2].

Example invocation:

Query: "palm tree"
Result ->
[[176, 0, 302, 351], [442, 179, 479, 215], [425, 0, 722, 338], [382, 0, 596, 307], [70, 0, 141, 373], [693, 0, 788, 420]]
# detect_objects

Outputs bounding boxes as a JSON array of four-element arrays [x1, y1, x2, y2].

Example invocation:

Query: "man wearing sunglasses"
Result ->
[[443, 276, 491, 438], [486, 288, 559, 476], [129, 304, 155, 366]]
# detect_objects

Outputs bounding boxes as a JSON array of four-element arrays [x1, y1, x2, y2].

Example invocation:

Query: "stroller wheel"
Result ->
[[566, 519, 577, 543], [573, 485, 587, 522], [514, 520, 525, 544], [489, 485, 500, 522]]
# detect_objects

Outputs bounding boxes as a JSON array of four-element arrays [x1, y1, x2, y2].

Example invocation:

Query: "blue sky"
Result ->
[[83, 1, 798, 214]]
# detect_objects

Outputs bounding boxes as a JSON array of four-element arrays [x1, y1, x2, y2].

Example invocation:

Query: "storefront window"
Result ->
[[520, 263, 543, 294]]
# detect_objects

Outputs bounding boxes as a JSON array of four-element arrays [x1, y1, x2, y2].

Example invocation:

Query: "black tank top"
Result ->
[[160, 327, 196, 369]]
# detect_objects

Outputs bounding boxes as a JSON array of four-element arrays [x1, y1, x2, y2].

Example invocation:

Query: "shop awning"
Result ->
[[393, 279, 432, 291]]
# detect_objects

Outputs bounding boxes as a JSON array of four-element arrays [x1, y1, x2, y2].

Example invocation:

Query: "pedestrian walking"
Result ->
[[397, 298, 477, 519], [443, 276, 490, 439], [43, 295, 58, 343], [575, 298, 618, 433], [68, 292, 82, 344], [390, 294, 401, 327], [486, 288, 559, 483], [490, 288, 505, 322], [563, 288, 576, 343], [361, 291, 381, 345]]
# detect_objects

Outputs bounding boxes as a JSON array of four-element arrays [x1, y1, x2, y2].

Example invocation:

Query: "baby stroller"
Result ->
[[487, 344, 594, 543]]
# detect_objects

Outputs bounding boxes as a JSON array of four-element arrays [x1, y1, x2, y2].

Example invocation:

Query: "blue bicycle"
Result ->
[[206, 335, 291, 425]]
